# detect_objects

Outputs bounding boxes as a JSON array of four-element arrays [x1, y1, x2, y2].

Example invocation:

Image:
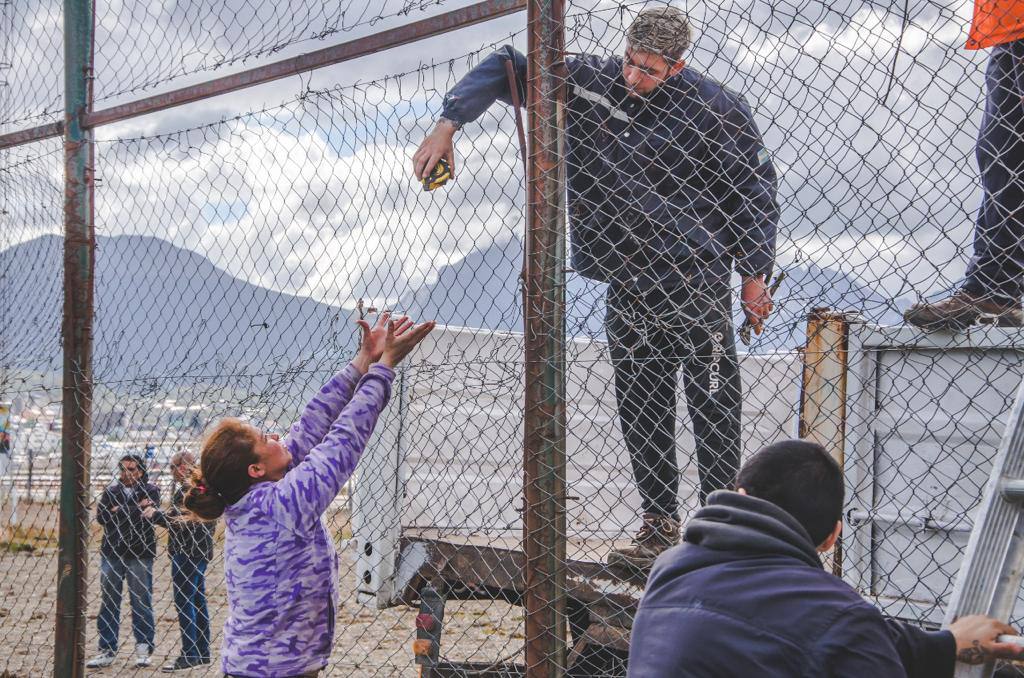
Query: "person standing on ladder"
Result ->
[[412, 5, 779, 571], [905, 1, 1024, 329]]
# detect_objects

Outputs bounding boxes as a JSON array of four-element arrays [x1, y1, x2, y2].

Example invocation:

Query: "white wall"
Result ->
[[352, 325, 802, 605]]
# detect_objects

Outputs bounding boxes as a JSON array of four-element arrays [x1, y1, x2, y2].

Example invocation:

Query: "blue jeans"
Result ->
[[97, 555, 155, 653], [171, 554, 210, 660], [964, 39, 1024, 304]]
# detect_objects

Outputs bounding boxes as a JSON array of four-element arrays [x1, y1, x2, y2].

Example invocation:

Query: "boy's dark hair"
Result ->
[[733, 439, 844, 546]]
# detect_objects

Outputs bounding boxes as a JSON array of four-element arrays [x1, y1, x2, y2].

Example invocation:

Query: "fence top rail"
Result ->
[[0, 0, 527, 152]]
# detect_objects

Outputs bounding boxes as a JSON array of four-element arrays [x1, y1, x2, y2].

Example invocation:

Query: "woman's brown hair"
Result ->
[[182, 418, 261, 521]]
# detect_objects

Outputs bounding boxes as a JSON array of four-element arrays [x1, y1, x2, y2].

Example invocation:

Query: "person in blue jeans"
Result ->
[[143, 450, 215, 672], [87, 454, 160, 669], [905, 37, 1024, 329]]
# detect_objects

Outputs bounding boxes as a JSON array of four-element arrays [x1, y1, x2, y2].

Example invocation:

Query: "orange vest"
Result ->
[[968, 0, 1024, 49]]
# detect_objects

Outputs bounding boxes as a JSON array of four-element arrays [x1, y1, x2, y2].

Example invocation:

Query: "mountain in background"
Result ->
[[399, 237, 910, 352], [1, 234, 911, 388], [396, 236, 608, 338], [0, 235, 357, 384]]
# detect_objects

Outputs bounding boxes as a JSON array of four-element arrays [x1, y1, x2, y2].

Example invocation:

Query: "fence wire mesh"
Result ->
[[2, 0, 1024, 676], [0, 0, 63, 127]]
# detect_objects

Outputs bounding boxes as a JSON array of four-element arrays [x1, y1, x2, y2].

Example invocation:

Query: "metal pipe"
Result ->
[[0, 121, 63, 150], [54, 0, 95, 674], [522, 0, 566, 676], [1002, 479, 1024, 502], [846, 509, 972, 534], [0, 0, 527, 151]]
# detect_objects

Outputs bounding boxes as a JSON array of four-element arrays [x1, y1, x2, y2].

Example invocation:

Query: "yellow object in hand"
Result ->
[[422, 158, 452, 192]]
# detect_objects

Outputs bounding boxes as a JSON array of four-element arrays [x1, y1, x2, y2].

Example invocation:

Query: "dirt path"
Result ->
[[0, 502, 524, 677]]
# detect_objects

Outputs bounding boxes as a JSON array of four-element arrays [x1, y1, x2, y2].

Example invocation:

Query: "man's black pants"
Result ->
[[606, 279, 742, 520]]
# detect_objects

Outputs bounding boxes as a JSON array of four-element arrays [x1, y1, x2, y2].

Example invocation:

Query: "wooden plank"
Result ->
[[395, 537, 643, 623], [798, 309, 851, 576]]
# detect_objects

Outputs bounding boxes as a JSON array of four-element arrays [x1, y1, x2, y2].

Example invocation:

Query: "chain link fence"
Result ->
[[2, 0, 1024, 676]]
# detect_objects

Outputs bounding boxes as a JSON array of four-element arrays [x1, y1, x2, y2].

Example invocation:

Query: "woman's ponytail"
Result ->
[[182, 418, 260, 521]]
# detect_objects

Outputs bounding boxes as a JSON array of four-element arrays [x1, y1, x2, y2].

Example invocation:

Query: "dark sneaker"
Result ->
[[904, 290, 1024, 331], [162, 656, 204, 672], [607, 513, 681, 573]]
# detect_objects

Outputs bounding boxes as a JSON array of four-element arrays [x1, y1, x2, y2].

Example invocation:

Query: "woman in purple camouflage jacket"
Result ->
[[183, 313, 435, 678]]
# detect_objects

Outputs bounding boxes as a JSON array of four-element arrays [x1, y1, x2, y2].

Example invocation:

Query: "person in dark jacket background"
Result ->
[[628, 439, 1024, 677], [143, 450, 215, 672], [87, 453, 161, 669], [413, 5, 780, 571]]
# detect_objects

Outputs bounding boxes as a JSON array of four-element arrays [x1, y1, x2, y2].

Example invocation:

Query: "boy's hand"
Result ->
[[141, 507, 156, 520], [950, 615, 1024, 664], [380, 319, 436, 368]]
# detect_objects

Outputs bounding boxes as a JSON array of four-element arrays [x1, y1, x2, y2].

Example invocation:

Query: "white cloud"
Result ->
[[94, 83, 525, 309]]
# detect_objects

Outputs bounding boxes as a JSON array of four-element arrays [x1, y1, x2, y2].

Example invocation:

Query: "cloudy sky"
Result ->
[[0, 0, 992, 317]]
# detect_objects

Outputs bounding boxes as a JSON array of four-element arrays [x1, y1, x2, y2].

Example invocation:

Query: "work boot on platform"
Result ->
[[607, 513, 681, 573], [904, 290, 1023, 331]]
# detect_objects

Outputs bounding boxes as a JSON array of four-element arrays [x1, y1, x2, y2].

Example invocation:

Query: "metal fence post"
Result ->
[[798, 308, 850, 576], [799, 309, 851, 463], [55, 0, 95, 675], [523, 1, 566, 676]]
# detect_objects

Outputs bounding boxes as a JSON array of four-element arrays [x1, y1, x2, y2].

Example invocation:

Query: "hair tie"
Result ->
[[194, 480, 224, 501]]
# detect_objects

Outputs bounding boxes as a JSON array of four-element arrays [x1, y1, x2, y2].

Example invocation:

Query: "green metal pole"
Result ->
[[55, 0, 95, 675], [523, 0, 566, 675]]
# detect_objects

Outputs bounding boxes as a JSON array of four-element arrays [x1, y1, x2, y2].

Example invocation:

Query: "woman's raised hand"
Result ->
[[380, 318, 436, 368]]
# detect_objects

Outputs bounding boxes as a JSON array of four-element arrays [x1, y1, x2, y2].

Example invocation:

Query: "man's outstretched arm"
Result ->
[[412, 46, 528, 181]]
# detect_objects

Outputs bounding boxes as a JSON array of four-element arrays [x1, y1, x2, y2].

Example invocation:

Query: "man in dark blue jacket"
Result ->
[[413, 5, 780, 570], [87, 454, 161, 669], [628, 439, 1024, 677]]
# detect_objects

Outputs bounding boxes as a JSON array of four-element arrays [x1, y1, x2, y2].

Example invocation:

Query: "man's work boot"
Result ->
[[903, 290, 1024, 331], [607, 513, 681, 573]]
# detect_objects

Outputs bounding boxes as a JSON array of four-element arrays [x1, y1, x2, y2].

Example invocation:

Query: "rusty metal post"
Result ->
[[523, 0, 566, 676], [799, 309, 851, 462], [55, 0, 95, 674], [798, 308, 850, 576]]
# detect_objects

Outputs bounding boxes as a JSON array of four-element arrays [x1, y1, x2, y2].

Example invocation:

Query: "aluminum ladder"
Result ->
[[945, 377, 1024, 677]]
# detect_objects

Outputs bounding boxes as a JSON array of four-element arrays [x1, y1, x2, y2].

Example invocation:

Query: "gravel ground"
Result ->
[[0, 501, 525, 677]]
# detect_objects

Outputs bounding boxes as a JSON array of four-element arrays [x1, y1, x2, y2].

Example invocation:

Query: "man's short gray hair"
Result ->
[[626, 6, 693, 62]]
